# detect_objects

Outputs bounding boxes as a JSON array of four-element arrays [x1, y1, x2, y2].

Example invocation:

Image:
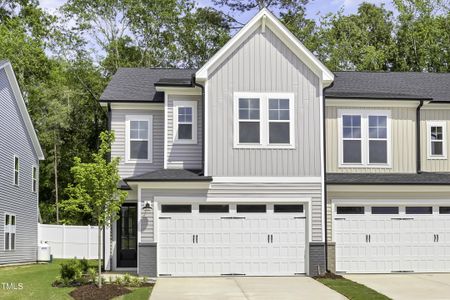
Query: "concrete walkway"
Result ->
[[346, 274, 450, 300], [150, 277, 346, 300]]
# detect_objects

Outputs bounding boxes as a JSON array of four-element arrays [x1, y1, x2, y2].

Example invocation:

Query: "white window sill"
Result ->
[[339, 163, 392, 169], [125, 159, 153, 164], [427, 156, 447, 160], [174, 139, 198, 145], [233, 144, 295, 149]]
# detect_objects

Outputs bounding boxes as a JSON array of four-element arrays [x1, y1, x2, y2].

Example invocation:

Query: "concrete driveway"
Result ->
[[346, 274, 450, 300], [150, 277, 346, 300]]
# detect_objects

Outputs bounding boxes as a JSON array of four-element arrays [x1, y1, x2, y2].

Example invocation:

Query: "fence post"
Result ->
[[87, 225, 91, 259], [62, 224, 65, 258]]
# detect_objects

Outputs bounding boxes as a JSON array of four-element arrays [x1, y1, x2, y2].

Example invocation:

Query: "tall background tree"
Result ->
[[1, 0, 448, 224]]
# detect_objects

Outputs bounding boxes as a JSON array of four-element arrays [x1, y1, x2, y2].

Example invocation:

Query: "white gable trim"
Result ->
[[195, 8, 334, 85], [1, 61, 44, 160]]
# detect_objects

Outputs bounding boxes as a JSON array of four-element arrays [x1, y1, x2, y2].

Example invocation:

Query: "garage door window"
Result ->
[[439, 207, 450, 214], [274, 205, 303, 213], [161, 205, 191, 213], [199, 205, 229, 213], [371, 207, 399, 214], [337, 206, 364, 214], [405, 206, 432, 214], [237, 205, 266, 213]]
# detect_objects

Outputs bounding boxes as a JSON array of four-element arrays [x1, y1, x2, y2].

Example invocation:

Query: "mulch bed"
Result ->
[[69, 284, 131, 300], [313, 271, 344, 280]]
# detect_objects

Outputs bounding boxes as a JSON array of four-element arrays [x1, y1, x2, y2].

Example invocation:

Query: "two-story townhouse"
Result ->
[[0, 60, 45, 265], [100, 9, 334, 277], [325, 72, 450, 274]]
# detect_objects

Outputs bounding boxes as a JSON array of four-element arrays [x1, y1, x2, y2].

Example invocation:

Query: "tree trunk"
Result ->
[[98, 225, 102, 288], [54, 141, 59, 224]]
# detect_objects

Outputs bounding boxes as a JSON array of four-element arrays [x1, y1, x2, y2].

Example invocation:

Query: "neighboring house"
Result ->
[[100, 9, 333, 277], [100, 8, 450, 278], [0, 60, 44, 265], [325, 72, 450, 273]]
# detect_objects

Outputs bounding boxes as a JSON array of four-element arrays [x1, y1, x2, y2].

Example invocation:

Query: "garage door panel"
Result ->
[[158, 205, 306, 276]]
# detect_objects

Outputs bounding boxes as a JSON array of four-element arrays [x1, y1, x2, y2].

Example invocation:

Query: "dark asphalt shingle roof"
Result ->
[[326, 72, 450, 102], [100, 68, 195, 102], [125, 169, 212, 182], [327, 173, 450, 185]]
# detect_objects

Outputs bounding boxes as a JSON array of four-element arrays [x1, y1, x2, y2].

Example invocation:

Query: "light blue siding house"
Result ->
[[0, 60, 44, 265]]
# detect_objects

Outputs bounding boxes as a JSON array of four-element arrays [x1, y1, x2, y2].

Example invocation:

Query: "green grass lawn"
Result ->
[[0, 260, 152, 300], [317, 277, 391, 300]]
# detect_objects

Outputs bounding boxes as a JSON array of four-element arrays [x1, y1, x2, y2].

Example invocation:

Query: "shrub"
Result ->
[[60, 259, 82, 282], [88, 267, 97, 283], [80, 258, 90, 273], [123, 273, 132, 285]]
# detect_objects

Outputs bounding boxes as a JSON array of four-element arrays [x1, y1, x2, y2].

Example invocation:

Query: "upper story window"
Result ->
[[427, 121, 447, 160], [125, 115, 153, 163], [4, 213, 16, 251], [234, 92, 294, 148], [339, 110, 391, 167], [174, 101, 197, 144], [32, 166, 37, 193], [13, 156, 19, 186]]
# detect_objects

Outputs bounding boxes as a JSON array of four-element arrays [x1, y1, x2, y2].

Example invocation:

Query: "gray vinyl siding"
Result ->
[[326, 106, 416, 173], [207, 26, 321, 177], [167, 95, 202, 169], [111, 109, 164, 178], [208, 182, 323, 241], [421, 109, 450, 172], [141, 190, 155, 242], [0, 69, 39, 264]]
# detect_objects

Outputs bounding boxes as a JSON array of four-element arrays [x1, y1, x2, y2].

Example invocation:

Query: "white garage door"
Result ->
[[158, 203, 306, 276], [334, 204, 450, 273]]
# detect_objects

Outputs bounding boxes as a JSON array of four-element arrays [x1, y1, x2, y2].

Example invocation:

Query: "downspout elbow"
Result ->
[[192, 74, 206, 175], [416, 100, 424, 174]]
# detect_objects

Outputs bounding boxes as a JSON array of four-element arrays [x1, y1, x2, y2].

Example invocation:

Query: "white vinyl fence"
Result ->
[[38, 224, 110, 261]]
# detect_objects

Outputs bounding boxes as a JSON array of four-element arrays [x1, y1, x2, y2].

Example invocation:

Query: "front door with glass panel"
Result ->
[[117, 204, 137, 267]]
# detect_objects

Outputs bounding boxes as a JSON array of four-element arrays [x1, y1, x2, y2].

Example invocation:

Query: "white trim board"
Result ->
[[195, 8, 333, 85], [212, 176, 321, 183], [1, 62, 44, 160]]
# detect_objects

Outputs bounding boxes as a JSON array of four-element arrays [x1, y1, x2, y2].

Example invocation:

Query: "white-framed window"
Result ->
[[125, 115, 153, 163], [233, 92, 295, 148], [13, 156, 19, 186], [173, 100, 197, 144], [338, 109, 391, 167], [4, 213, 16, 251], [427, 121, 447, 159], [32, 166, 37, 193]]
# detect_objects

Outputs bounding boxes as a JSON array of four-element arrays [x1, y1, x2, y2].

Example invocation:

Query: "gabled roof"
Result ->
[[0, 60, 44, 160], [100, 68, 195, 102], [195, 8, 334, 85], [326, 72, 450, 102], [125, 169, 212, 182]]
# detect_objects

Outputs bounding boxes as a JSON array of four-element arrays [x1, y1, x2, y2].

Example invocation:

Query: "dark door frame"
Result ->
[[117, 203, 138, 268]]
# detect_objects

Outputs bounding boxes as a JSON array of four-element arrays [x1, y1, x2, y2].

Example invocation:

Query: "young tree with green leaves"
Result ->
[[63, 131, 127, 287]]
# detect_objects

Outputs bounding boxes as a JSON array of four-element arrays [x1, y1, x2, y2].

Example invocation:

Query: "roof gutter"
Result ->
[[416, 100, 424, 174], [192, 74, 206, 175], [322, 81, 334, 274]]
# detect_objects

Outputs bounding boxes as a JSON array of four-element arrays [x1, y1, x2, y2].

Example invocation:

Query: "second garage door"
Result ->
[[334, 204, 450, 273], [158, 203, 307, 276]]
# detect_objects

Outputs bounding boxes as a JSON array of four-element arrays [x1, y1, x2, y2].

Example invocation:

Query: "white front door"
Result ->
[[334, 204, 450, 273], [158, 203, 307, 276]]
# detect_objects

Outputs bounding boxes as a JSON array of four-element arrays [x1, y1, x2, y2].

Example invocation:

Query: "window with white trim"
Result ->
[[427, 121, 447, 159], [13, 156, 19, 186], [32, 166, 37, 193], [4, 214, 16, 250], [125, 115, 153, 163], [339, 110, 390, 167], [234, 93, 294, 148], [174, 101, 197, 144]]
